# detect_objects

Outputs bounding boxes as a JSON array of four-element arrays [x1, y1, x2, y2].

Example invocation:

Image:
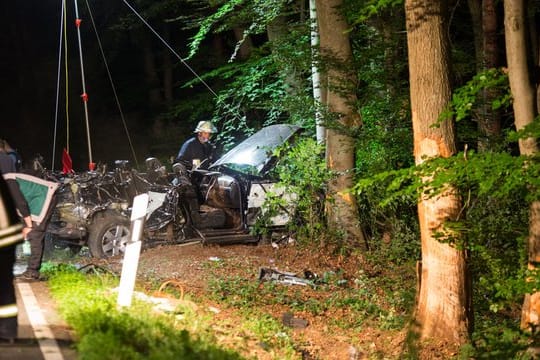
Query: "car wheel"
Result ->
[[88, 213, 130, 258]]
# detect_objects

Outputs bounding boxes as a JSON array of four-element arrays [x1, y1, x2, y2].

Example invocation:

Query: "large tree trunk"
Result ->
[[504, 0, 540, 331], [534, 14, 540, 112], [405, 0, 472, 346], [316, 0, 365, 248], [504, 0, 538, 156]]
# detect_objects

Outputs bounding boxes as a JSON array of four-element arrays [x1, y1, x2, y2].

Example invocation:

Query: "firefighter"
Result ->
[[0, 174, 24, 342], [175, 121, 218, 170]]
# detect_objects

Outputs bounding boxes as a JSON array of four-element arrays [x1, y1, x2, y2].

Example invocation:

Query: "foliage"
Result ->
[[187, 0, 246, 59], [44, 264, 245, 359], [468, 320, 535, 359], [186, 0, 295, 61], [253, 137, 329, 244], [438, 67, 512, 150], [70, 0, 540, 356], [201, 55, 289, 149], [344, 0, 404, 24], [184, 31, 314, 150], [444, 68, 511, 123], [208, 266, 414, 332], [354, 146, 540, 355]]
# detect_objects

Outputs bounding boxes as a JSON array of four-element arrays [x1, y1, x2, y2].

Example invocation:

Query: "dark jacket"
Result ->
[[0, 174, 22, 340], [0, 174, 23, 248], [175, 136, 215, 169], [0, 153, 31, 218]]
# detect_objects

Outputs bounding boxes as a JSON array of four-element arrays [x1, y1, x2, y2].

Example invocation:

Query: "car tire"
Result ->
[[88, 212, 130, 258]]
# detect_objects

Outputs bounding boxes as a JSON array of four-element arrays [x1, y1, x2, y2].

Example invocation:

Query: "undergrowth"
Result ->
[[43, 264, 294, 360], [207, 266, 414, 332]]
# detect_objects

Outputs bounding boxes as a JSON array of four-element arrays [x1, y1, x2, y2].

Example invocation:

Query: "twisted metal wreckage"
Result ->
[[35, 1, 301, 258], [44, 124, 300, 258]]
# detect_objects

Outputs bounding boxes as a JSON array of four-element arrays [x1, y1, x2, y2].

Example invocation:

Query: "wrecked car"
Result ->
[[46, 123, 301, 258]]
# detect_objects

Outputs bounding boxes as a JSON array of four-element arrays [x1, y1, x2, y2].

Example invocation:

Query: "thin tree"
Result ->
[[405, 0, 472, 346], [316, 0, 365, 247], [503, 0, 540, 331]]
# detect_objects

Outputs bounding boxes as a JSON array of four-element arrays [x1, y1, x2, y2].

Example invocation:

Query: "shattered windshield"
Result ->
[[211, 124, 301, 177]]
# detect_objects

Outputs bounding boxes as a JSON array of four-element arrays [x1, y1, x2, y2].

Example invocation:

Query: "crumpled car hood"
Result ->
[[210, 124, 301, 177]]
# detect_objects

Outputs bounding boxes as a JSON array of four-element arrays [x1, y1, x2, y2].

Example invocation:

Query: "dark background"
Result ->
[[0, 0, 209, 172]]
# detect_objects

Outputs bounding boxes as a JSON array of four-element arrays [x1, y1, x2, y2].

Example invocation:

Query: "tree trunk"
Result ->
[[534, 15, 540, 112], [504, 0, 537, 155], [405, 0, 472, 345], [140, 32, 163, 109], [504, 0, 540, 331], [468, 0, 483, 71], [162, 24, 173, 106], [477, 0, 502, 151], [267, 15, 303, 97], [309, 0, 324, 143], [316, 0, 365, 247], [232, 27, 252, 60], [468, 0, 502, 151]]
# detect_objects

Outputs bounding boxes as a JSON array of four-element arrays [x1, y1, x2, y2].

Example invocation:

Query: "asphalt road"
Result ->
[[0, 274, 77, 359]]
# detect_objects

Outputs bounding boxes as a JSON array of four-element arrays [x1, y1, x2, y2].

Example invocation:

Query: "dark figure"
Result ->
[[0, 174, 24, 342], [0, 141, 55, 281], [175, 121, 217, 170], [0, 140, 22, 172], [0, 144, 33, 243], [174, 121, 219, 228]]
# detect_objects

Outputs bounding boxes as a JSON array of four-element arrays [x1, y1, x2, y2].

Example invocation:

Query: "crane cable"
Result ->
[[121, 0, 247, 127], [83, 0, 140, 169], [64, 0, 70, 157], [53, 0, 240, 171], [121, 0, 218, 98], [52, 0, 65, 171], [73, 0, 94, 170]]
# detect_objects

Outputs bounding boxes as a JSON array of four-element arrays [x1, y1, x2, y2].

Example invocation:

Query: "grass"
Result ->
[[43, 264, 245, 359], [42, 263, 306, 359], [207, 270, 413, 332]]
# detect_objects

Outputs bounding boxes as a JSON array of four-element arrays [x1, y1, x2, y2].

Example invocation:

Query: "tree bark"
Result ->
[[504, 0, 540, 331], [468, 0, 483, 71], [405, 0, 471, 345], [309, 0, 324, 143], [232, 27, 252, 60], [468, 0, 502, 151], [477, 0, 502, 151], [316, 0, 365, 247], [504, 0, 537, 155]]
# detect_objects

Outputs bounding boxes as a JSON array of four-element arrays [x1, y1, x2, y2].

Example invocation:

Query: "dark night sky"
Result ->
[[1, 1, 62, 167], [0, 0, 195, 172]]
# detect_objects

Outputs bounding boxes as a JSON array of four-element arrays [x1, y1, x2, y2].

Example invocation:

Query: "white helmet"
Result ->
[[194, 121, 217, 133]]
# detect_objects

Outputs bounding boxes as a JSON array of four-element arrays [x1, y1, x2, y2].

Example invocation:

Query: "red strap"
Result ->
[[62, 148, 73, 174]]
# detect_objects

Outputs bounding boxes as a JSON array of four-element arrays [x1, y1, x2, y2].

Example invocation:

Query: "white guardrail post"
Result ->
[[117, 193, 148, 307]]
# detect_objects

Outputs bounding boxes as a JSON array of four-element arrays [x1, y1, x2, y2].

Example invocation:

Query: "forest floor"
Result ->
[[46, 241, 456, 359]]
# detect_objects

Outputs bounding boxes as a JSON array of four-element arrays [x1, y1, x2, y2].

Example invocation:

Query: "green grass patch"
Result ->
[[207, 271, 413, 332], [43, 264, 245, 360]]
